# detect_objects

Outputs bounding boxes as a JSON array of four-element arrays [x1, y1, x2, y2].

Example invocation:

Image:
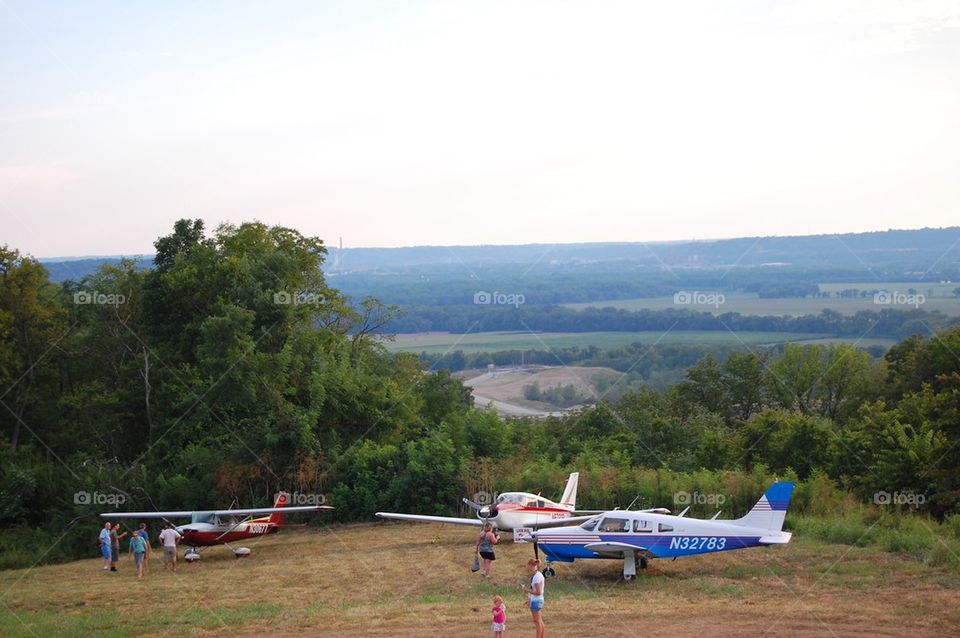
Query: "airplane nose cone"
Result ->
[[480, 505, 497, 519]]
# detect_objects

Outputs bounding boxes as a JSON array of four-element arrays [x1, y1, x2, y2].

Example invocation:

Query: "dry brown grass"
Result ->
[[1, 522, 958, 637]]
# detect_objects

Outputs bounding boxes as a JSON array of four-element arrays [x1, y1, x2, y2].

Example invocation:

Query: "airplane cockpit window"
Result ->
[[537, 500, 545, 509], [497, 494, 523, 505], [192, 512, 215, 525], [659, 523, 674, 533], [633, 519, 653, 533], [581, 518, 599, 531], [598, 517, 630, 533]]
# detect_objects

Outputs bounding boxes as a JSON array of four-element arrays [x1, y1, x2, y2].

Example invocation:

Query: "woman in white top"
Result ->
[[522, 558, 546, 638]]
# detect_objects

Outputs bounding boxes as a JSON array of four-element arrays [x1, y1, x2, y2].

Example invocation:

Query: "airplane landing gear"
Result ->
[[622, 551, 650, 581], [542, 566, 556, 578]]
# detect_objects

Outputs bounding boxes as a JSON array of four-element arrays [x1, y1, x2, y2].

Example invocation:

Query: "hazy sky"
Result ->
[[2, 0, 959, 257]]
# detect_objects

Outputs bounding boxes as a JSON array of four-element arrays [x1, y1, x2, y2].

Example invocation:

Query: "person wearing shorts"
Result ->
[[158, 523, 182, 573], [475, 522, 500, 578], [110, 523, 127, 572], [136, 523, 151, 574], [129, 532, 147, 579], [522, 559, 545, 638], [98, 522, 112, 571]]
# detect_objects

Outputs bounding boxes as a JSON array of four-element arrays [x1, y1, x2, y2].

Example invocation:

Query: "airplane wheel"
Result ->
[[542, 566, 555, 578], [623, 574, 635, 581]]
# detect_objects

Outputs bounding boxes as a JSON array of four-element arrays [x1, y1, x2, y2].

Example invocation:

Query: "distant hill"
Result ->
[[324, 227, 960, 273], [41, 256, 149, 283], [37, 227, 960, 283]]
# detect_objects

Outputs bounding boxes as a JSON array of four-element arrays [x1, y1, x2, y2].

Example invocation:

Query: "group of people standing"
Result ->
[[476, 523, 547, 638], [97, 521, 183, 579]]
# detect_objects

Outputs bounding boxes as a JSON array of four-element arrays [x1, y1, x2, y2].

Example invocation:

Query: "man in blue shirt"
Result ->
[[98, 522, 112, 571]]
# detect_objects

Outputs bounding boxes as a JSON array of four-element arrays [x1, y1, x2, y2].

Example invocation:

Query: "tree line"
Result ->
[[388, 303, 955, 340]]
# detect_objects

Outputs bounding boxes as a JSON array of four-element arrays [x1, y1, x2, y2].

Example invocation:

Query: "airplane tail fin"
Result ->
[[560, 472, 579, 509], [733, 482, 795, 532], [268, 492, 290, 525]]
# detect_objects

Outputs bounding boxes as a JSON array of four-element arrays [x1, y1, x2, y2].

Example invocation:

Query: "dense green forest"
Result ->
[[2, 220, 959, 569], [387, 304, 956, 338]]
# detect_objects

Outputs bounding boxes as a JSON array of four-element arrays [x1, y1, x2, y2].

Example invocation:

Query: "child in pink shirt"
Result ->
[[492, 595, 506, 636]]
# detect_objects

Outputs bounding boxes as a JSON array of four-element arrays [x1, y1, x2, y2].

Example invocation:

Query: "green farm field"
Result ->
[[562, 289, 960, 317], [384, 330, 838, 354]]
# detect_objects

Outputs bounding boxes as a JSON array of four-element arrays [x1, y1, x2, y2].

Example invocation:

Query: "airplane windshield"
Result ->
[[580, 517, 599, 531], [496, 494, 523, 505], [191, 512, 215, 525]]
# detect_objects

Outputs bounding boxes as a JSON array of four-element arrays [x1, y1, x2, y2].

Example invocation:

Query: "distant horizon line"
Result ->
[[33, 224, 960, 262]]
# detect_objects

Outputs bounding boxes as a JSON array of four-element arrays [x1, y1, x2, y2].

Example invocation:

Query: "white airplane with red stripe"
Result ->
[[100, 492, 332, 560], [377, 473, 661, 532]]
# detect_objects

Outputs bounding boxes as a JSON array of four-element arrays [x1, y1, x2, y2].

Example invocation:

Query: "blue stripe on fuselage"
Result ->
[[538, 534, 763, 561]]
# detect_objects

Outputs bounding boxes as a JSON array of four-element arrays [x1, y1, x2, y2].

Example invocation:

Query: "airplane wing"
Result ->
[[100, 511, 195, 519], [100, 505, 332, 518], [375, 512, 484, 526]]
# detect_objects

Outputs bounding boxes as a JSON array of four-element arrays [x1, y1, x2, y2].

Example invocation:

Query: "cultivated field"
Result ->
[[385, 330, 835, 354], [464, 366, 617, 416], [1, 523, 957, 637], [562, 290, 960, 317]]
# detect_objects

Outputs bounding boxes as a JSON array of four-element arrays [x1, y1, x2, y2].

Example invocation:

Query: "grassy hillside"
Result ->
[[1, 522, 957, 637]]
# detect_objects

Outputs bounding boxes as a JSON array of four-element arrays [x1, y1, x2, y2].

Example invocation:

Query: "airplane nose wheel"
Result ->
[[542, 566, 556, 578]]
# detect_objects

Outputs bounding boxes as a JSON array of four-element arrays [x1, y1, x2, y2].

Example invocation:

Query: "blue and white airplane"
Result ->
[[527, 482, 795, 580]]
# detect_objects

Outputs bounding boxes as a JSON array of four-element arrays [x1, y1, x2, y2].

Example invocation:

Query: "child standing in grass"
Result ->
[[491, 595, 506, 637]]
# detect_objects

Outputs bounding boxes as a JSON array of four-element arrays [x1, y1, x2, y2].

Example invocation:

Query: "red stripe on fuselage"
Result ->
[[496, 504, 573, 514]]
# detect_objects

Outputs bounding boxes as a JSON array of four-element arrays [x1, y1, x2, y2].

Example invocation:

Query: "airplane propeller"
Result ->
[[461, 497, 497, 520], [461, 497, 483, 511]]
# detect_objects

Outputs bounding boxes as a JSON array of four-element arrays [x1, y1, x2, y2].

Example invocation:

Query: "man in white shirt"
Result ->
[[158, 523, 182, 573]]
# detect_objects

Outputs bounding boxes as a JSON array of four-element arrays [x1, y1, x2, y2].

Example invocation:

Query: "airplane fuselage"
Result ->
[[532, 512, 789, 563], [479, 491, 575, 531], [178, 515, 279, 547]]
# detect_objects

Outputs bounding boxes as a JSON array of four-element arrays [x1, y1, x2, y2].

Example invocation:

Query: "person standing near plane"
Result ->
[[522, 559, 545, 638], [110, 522, 127, 572], [158, 522, 182, 573], [475, 522, 499, 578], [136, 523, 151, 574], [129, 530, 148, 579], [98, 522, 112, 571]]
